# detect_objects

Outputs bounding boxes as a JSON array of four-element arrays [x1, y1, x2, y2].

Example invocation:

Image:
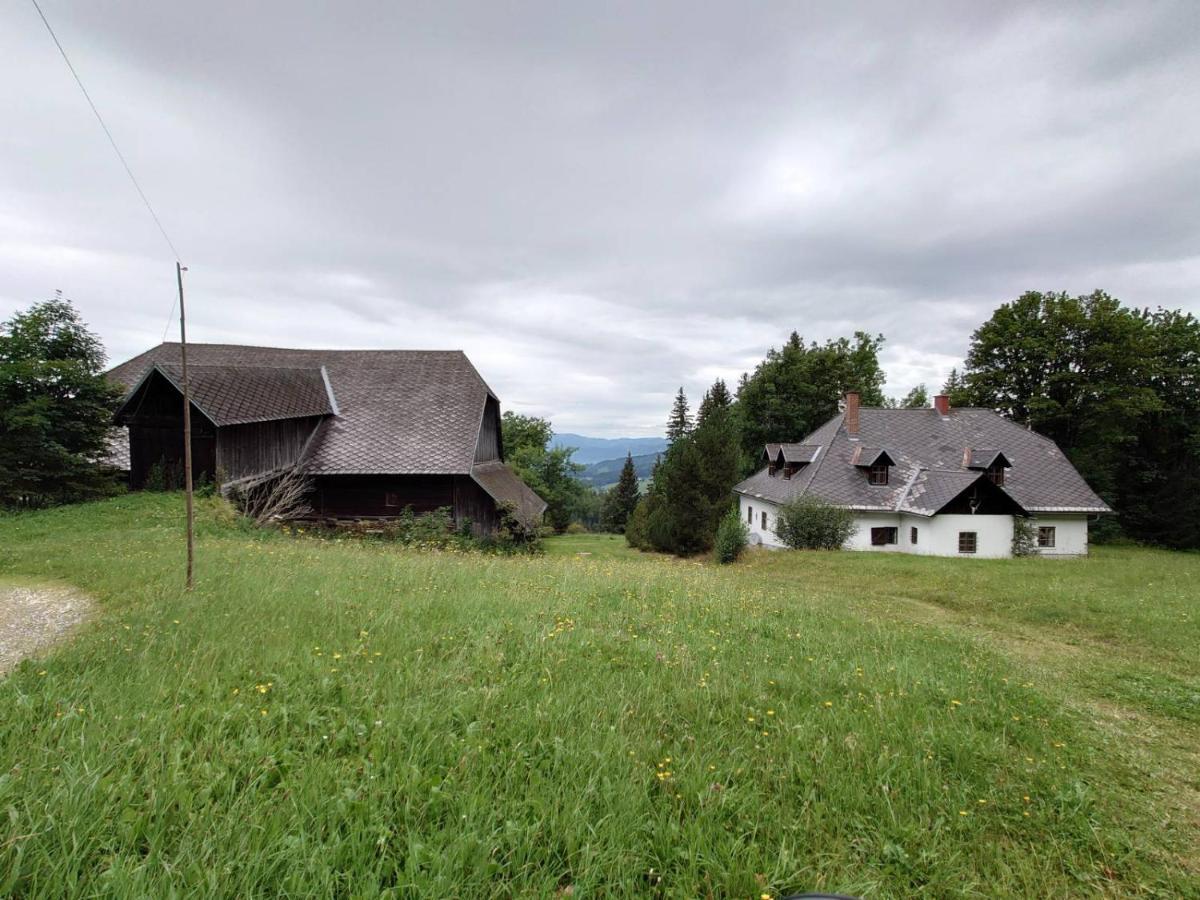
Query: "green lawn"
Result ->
[[0, 496, 1197, 897]]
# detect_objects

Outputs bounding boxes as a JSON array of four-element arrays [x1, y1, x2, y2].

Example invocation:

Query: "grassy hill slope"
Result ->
[[0, 495, 1196, 897]]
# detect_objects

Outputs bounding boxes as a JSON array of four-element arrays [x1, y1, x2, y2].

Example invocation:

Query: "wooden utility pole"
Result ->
[[177, 261, 194, 591]]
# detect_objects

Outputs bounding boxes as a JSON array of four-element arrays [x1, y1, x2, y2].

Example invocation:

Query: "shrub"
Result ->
[[713, 505, 748, 564], [565, 522, 589, 535], [775, 495, 855, 550]]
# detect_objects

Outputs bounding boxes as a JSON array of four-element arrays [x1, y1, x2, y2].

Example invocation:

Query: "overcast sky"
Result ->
[[2, 2, 1198, 436]]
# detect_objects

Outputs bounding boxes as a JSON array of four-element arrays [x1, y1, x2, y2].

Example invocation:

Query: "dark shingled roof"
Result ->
[[108, 343, 498, 476], [470, 461, 549, 529], [116, 363, 334, 426], [780, 444, 821, 464], [734, 406, 1111, 515]]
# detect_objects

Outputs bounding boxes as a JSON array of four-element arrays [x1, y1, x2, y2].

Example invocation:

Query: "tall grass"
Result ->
[[0, 494, 1196, 897]]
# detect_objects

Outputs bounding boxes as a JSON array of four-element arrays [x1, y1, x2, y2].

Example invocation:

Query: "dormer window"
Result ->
[[987, 464, 1005, 486], [768, 463, 776, 477], [868, 463, 889, 486]]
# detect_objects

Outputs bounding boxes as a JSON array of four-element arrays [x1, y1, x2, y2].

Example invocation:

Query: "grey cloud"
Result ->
[[1, 0, 1197, 436]]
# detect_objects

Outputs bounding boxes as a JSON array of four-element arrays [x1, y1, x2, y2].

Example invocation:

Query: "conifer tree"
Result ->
[[666, 387, 692, 443], [602, 452, 641, 533], [697, 378, 732, 424]]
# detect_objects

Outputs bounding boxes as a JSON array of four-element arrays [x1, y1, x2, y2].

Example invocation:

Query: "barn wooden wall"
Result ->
[[309, 474, 499, 533], [216, 417, 322, 481], [474, 396, 502, 463]]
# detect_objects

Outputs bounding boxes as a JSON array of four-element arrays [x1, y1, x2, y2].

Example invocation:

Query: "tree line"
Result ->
[[4, 291, 1198, 552]]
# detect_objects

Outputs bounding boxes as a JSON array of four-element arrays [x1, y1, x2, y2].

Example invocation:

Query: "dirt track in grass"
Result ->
[[0, 583, 92, 675]]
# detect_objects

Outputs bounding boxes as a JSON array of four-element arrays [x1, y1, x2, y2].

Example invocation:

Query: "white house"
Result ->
[[733, 392, 1109, 558]]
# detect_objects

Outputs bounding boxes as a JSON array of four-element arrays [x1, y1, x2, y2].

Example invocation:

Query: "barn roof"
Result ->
[[108, 343, 498, 475], [734, 406, 1111, 515], [115, 363, 335, 427], [470, 461, 549, 529]]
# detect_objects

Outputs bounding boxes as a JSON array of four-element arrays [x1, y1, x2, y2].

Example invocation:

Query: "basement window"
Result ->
[[870, 527, 898, 546], [868, 463, 889, 486], [910, 527, 918, 545], [958, 531, 977, 554], [1037, 526, 1056, 548], [384, 491, 400, 508]]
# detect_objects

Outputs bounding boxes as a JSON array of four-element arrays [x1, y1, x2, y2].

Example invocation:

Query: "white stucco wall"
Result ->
[[736, 493, 1090, 558], [739, 494, 784, 548], [845, 513, 904, 552], [1029, 515, 1089, 556], [910, 513, 1015, 558]]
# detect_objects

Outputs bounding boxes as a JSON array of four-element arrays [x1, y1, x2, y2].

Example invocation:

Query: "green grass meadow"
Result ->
[[0, 494, 1197, 897]]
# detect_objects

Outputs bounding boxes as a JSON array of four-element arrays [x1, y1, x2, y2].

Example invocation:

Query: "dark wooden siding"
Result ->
[[311, 475, 456, 518], [216, 417, 322, 481], [308, 474, 501, 534], [474, 396, 501, 463], [122, 371, 218, 488], [453, 475, 498, 535]]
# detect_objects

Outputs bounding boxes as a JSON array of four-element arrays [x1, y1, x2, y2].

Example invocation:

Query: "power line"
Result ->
[[29, 0, 182, 263]]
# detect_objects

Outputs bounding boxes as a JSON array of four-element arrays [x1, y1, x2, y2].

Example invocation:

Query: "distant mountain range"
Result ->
[[551, 433, 668, 465], [573, 451, 662, 488]]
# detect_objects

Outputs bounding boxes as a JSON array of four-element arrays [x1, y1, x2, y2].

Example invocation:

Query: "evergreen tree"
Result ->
[[942, 368, 969, 406], [696, 378, 732, 424], [666, 387, 692, 443], [602, 452, 641, 533], [0, 296, 122, 508], [692, 377, 743, 536]]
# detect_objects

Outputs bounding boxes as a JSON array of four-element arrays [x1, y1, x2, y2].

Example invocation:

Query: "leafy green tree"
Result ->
[[1117, 308, 1200, 548], [501, 411, 586, 532], [500, 412, 553, 460], [958, 291, 1158, 505], [956, 291, 1200, 547], [735, 331, 885, 458], [0, 297, 122, 508], [886, 384, 929, 409], [666, 387, 692, 443], [601, 452, 641, 533]]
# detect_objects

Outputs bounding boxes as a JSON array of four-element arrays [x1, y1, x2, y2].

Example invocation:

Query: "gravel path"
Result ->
[[0, 584, 93, 675]]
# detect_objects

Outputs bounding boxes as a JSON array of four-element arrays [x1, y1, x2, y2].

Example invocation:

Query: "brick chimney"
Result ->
[[844, 391, 860, 438], [934, 394, 950, 417]]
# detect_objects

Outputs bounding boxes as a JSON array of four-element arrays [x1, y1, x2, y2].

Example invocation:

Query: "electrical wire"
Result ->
[[28, 0, 184, 337]]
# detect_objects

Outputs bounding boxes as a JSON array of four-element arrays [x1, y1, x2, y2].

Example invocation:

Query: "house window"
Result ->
[[868, 463, 889, 485], [761, 511, 768, 530], [958, 531, 977, 554], [910, 527, 918, 545], [870, 527, 897, 546], [384, 491, 400, 508], [747, 505, 753, 524], [1038, 526, 1056, 548], [783, 465, 793, 480], [988, 464, 1005, 486]]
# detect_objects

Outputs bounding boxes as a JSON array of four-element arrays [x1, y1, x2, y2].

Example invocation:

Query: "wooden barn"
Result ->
[[107, 343, 546, 533]]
